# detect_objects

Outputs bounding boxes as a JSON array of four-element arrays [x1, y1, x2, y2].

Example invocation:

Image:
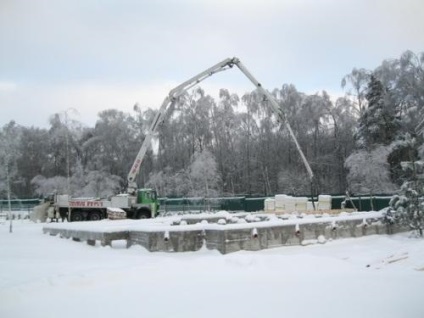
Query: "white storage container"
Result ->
[[318, 195, 332, 202], [264, 198, 275, 212], [275, 194, 288, 210], [318, 194, 332, 210], [295, 197, 308, 211], [284, 196, 296, 211]]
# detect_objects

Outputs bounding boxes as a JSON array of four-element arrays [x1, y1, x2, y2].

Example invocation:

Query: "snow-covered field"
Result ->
[[1, 219, 424, 318]]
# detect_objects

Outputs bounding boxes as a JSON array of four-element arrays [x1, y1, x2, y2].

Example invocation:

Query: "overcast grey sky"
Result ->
[[1, 0, 423, 128]]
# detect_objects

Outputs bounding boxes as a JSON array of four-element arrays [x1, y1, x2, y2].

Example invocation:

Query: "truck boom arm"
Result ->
[[233, 59, 314, 180], [127, 57, 313, 194]]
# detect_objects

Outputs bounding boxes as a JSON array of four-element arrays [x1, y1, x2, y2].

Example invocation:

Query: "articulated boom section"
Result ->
[[233, 59, 314, 181], [127, 57, 313, 193]]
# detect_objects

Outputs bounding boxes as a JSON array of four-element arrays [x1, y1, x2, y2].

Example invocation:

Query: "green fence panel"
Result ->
[[245, 198, 266, 212], [330, 195, 345, 209], [218, 197, 245, 211], [161, 198, 186, 212], [159, 197, 223, 213], [0, 199, 42, 211], [374, 197, 391, 210]]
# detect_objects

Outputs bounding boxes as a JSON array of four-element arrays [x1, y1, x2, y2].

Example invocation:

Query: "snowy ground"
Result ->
[[1, 219, 424, 318]]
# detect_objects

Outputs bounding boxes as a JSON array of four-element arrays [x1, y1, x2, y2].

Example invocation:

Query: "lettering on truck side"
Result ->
[[131, 158, 142, 175], [69, 201, 104, 208]]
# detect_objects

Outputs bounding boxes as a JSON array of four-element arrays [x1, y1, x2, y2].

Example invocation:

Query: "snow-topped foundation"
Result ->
[[42, 211, 408, 254]]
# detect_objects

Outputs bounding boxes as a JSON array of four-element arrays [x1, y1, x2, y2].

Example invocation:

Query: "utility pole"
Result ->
[[65, 110, 72, 222], [6, 161, 12, 233]]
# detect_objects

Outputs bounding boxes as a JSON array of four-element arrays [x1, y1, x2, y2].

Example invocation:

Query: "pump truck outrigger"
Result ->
[[36, 57, 314, 222]]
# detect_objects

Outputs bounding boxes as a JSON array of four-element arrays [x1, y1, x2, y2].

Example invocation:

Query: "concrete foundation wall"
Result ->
[[43, 215, 408, 254], [128, 230, 204, 252], [43, 227, 129, 246], [203, 220, 402, 254]]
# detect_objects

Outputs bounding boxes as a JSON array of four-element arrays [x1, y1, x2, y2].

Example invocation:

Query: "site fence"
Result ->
[[159, 194, 393, 214], [0, 199, 42, 213], [0, 196, 394, 216]]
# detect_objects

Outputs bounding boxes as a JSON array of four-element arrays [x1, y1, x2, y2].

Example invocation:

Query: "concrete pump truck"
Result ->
[[33, 57, 314, 222]]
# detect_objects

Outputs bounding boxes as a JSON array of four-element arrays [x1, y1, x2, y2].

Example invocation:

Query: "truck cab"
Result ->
[[134, 188, 160, 218]]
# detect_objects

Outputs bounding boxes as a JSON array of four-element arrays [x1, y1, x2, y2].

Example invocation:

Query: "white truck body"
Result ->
[[55, 194, 133, 210]]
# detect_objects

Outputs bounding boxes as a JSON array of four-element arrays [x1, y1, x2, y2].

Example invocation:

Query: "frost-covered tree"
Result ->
[[388, 164, 424, 236], [387, 134, 424, 236], [69, 159, 122, 197], [278, 169, 310, 195], [341, 68, 371, 115], [419, 120, 424, 158], [0, 122, 22, 232], [32, 164, 122, 198], [355, 75, 399, 149], [79, 170, 122, 198], [146, 167, 190, 197], [181, 88, 214, 154], [328, 97, 357, 191], [345, 145, 398, 198], [87, 109, 141, 178], [31, 175, 68, 196], [375, 51, 424, 134], [188, 149, 220, 197], [0, 121, 21, 199], [210, 89, 240, 194], [16, 127, 50, 197], [47, 111, 83, 178], [346, 74, 401, 197]]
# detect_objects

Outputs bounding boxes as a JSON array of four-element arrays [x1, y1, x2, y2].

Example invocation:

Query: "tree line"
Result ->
[[1, 50, 423, 200]]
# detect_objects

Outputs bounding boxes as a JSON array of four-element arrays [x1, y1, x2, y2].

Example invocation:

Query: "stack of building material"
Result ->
[[264, 198, 275, 212], [107, 207, 126, 220], [284, 196, 297, 211], [318, 195, 332, 210], [306, 201, 315, 211], [295, 197, 308, 211], [269, 194, 332, 213], [274, 194, 288, 212]]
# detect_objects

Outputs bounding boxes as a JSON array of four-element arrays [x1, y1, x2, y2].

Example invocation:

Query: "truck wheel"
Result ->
[[70, 210, 84, 222], [89, 211, 102, 221], [137, 208, 151, 219]]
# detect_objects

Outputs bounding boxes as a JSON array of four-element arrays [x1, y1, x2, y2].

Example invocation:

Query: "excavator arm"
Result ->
[[127, 57, 314, 194]]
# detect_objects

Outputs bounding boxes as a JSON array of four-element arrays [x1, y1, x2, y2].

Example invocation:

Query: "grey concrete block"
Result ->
[[87, 239, 96, 246], [129, 230, 204, 252], [43, 226, 128, 247]]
